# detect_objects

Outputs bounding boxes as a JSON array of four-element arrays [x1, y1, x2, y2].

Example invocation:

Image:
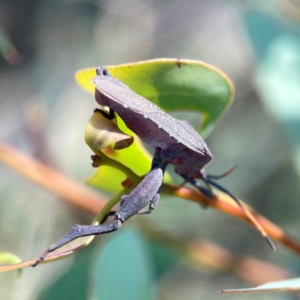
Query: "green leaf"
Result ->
[[108, 59, 234, 137], [0, 252, 22, 276], [77, 59, 234, 136], [0, 252, 21, 265], [76, 58, 234, 193], [90, 229, 156, 300], [222, 278, 300, 294]]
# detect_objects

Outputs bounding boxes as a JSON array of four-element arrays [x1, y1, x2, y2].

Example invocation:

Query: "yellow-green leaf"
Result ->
[[76, 58, 234, 193]]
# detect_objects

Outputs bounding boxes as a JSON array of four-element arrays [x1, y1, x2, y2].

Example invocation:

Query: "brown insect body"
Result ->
[[93, 68, 212, 178]]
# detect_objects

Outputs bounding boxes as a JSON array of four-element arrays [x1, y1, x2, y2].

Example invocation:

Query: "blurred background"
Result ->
[[1, 0, 300, 299]]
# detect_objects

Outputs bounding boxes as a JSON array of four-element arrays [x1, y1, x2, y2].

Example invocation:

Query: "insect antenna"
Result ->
[[206, 166, 237, 180], [203, 176, 276, 251]]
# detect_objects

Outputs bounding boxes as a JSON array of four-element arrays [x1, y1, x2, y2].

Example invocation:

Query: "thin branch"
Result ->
[[1, 142, 300, 255], [0, 143, 107, 213], [162, 184, 300, 255], [139, 220, 294, 285]]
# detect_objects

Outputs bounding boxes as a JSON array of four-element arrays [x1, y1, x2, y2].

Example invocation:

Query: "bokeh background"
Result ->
[[1, 0, 300, 299]]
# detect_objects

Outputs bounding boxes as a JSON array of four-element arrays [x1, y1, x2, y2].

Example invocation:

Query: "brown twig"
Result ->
[[0, 143, 107, 213], [1, 142, 300, 255], [162, 184, 300, 255], [139, 220, 294, 285]]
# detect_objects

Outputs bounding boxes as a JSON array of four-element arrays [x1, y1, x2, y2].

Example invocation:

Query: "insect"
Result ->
[[33, 66, 275, 266]]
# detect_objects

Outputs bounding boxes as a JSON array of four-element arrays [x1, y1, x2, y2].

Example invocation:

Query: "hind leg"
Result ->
[[33, 151, 167, 267]]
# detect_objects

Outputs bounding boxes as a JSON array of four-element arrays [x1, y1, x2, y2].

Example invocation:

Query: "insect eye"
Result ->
[[103, 68, 108, 76]]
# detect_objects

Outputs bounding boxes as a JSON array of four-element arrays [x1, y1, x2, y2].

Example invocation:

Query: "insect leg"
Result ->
[[100, 211, 117, 224], [204, 166, 237, 180], [32, 221, 121, 267], [123, 150, 167, 216], [136, 190, 160, 215], [180, 174, 213, 198], [33, 155, 166, 267], [94, 108, 115, 120], [201, 175, 276, 251], [180, 174, 214, 208]]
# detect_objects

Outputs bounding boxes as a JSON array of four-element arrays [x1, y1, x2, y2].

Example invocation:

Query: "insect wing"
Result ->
[[92, 76, 162, 116], [92, 75, 208, 155]]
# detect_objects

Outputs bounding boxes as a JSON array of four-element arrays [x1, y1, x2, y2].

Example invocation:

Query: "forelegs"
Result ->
[[33, 165, 164, 267]]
